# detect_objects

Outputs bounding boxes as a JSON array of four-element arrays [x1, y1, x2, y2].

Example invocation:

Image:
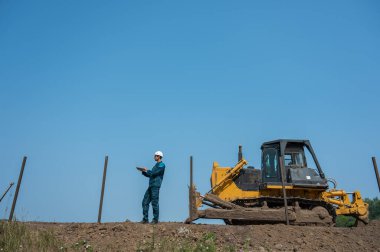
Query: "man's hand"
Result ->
[[136, 167, 148, 172]]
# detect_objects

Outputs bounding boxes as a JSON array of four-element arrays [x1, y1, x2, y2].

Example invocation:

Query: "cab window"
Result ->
[[285, 152, 305, 167], [262, 148, 279, 178]]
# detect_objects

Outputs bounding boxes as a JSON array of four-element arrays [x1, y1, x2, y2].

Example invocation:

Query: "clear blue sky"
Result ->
[[0, 1, 379, 223]]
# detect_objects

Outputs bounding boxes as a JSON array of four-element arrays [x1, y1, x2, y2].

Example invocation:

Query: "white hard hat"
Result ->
[[154, 151, 163, 157]]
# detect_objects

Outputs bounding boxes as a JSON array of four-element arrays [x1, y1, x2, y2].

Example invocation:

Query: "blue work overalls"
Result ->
[[141, 161, 165, 221]]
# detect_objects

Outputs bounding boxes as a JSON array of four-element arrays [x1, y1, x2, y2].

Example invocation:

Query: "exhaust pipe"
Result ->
[[238, 145, 243, 162]]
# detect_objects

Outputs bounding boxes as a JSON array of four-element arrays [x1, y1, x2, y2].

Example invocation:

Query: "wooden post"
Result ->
[[238, 145, 243, 162], [0, 182, 14, 203], [279, 156, 289, 225], [9, 156, 27, 221], [372, 157, 380, 193], [98, 156, 108, 223], [189, 156, 194, 221]]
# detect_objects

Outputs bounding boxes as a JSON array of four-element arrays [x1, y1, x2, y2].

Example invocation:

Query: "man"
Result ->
[[140, 151, 165, 224]]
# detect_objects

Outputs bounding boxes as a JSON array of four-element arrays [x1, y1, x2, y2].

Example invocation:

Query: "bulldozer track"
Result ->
[[225, 196, 337, 226]]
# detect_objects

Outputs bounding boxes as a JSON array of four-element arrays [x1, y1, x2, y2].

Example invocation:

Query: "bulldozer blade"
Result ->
[[197, 208, 296, 223], [203, 193, 244, 209], [192, 206, 334, 226]]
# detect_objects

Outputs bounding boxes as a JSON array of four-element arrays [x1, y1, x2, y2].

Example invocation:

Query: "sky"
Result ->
[[0, 1, 379, 223]]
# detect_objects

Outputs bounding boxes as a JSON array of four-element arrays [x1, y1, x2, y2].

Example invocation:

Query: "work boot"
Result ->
[[151, 219, 159, 224], [139, 219, 149, 224]]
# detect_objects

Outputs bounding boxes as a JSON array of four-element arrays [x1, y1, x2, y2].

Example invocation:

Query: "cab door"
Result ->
[[261, 147, 281, 183]]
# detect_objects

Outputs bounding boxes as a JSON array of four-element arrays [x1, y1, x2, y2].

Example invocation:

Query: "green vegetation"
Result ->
[[71, 239, 94, 252], [335, 215, 356, 227], [136, 231, 219, 252], [365, 197, 380, 220], [136, 231, 256, 252], [0, 221, 61, 252]]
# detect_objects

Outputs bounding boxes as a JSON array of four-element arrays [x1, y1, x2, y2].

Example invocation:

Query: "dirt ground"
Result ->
[[25, 220, 380, 252]]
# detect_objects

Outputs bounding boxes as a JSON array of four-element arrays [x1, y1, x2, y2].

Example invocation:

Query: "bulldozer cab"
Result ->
[[260, 139, 328, 188]]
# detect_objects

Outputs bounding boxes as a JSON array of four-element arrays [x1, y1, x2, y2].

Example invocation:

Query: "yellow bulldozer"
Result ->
[[186, 139, 369, 226]]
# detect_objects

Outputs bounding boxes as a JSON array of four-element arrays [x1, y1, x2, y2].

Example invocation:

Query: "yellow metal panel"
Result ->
[[266, 185, 293, 189], [210, 165, 323, 202]]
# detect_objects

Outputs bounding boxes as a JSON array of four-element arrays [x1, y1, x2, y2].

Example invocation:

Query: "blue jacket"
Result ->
[[142, 161, 165, 188]]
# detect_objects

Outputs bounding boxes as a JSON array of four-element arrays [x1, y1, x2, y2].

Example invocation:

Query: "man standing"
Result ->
[[140, 151, 165, 224]]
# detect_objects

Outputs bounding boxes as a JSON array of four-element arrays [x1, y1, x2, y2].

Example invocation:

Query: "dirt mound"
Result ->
[[24, 220, 380, 251]]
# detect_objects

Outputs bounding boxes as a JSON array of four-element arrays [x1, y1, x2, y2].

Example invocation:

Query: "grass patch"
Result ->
[[136, 231, 225, 252], [71, 239, 94, 252], [0, 221, 62, 251]]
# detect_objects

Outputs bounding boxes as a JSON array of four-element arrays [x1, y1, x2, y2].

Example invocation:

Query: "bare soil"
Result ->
[[24, 220, 380, 251]]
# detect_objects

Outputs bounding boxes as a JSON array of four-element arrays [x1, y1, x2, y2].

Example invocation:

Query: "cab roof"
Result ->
[[261, 139, 310, 149]]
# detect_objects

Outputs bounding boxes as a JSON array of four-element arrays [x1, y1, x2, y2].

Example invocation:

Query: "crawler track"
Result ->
[[222, 196, 337, 226]]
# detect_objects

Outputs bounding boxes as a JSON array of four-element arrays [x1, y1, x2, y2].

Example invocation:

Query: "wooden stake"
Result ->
[[279, 156, 289, 225], [372, 157, 380, 193], [189, 156, 194, 221], [9, 156, 27, 221], [98, 156, 108, 223]]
